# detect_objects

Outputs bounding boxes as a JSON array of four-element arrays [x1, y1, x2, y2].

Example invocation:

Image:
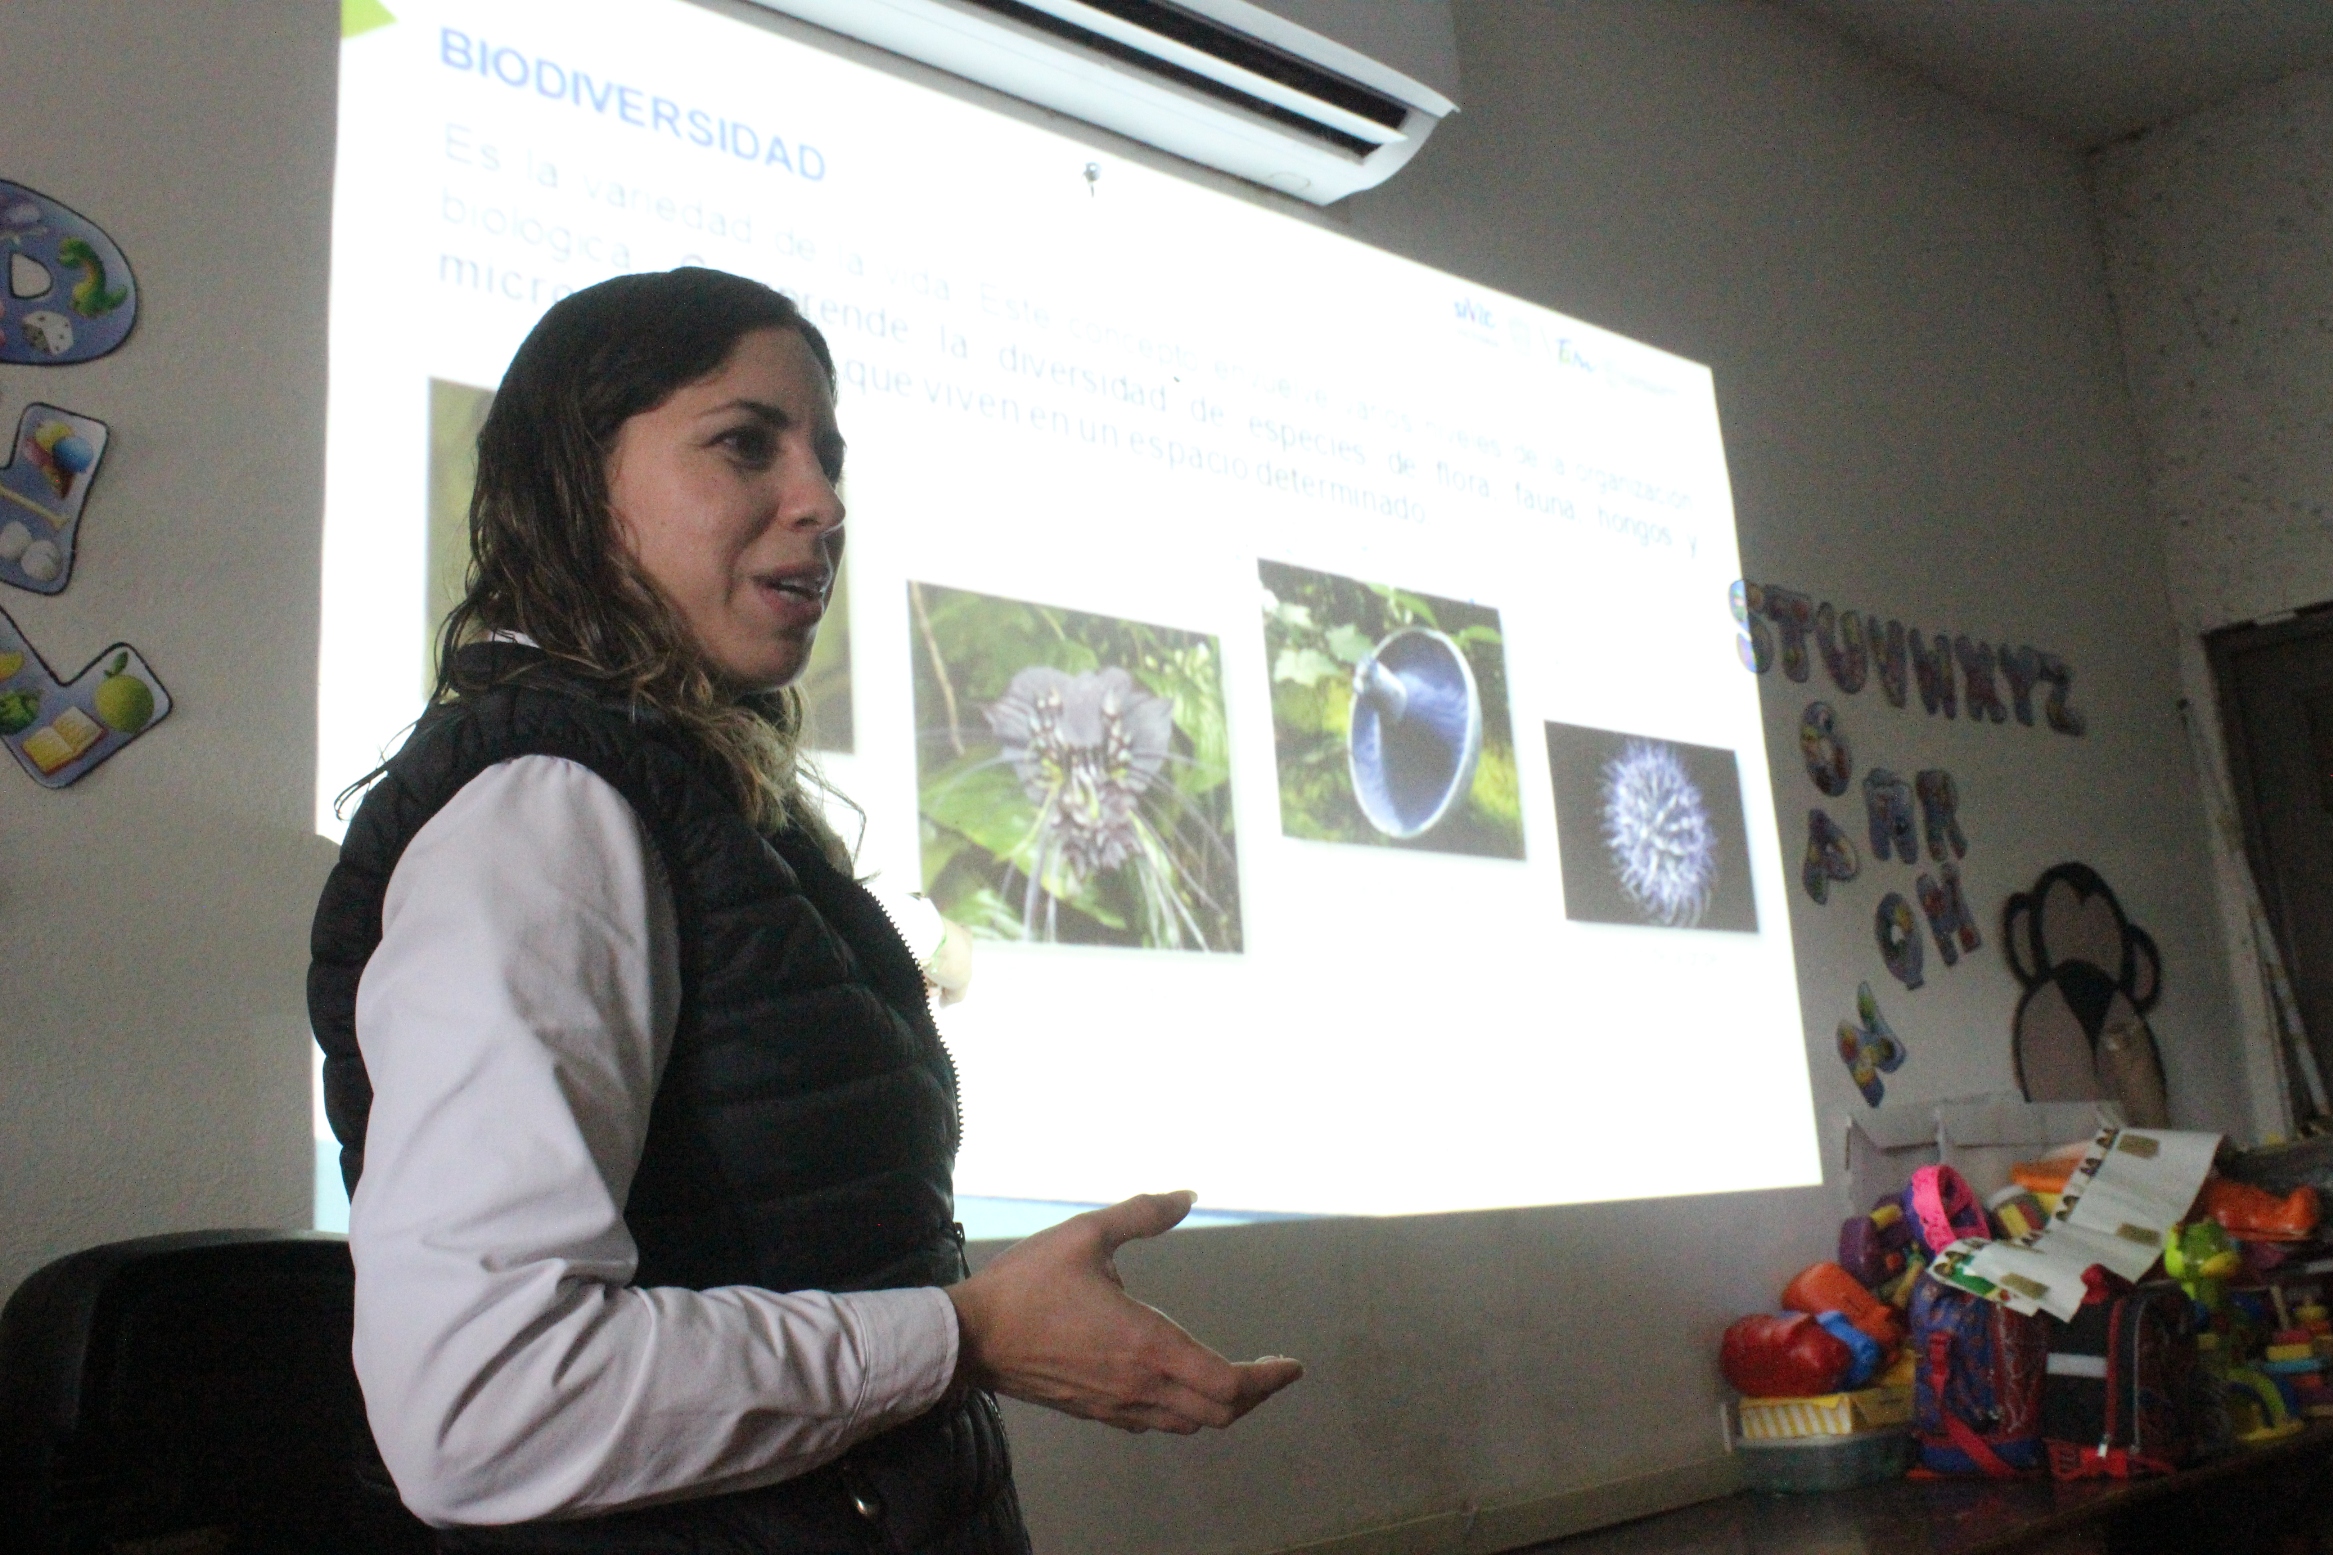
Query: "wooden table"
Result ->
[[1523, 1426, 2333, 1555]]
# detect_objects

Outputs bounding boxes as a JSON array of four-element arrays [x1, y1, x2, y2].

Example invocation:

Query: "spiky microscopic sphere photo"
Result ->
[[1545, 721, 1757, 933], [1599, 737, 1719, 928], [910, 582, 1242, 953]]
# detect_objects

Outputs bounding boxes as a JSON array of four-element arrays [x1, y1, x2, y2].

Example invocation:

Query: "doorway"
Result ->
[[2212, 607, 2333, 1095]]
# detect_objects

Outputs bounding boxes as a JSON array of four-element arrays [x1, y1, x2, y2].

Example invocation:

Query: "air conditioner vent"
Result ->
[[961, 0, 1396, 156], [992, 0, 1410, 129], [748, 0, 1458, 204]]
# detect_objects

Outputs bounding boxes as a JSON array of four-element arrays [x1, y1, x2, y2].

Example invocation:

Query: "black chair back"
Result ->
[[0, 1229, 430, 1554]]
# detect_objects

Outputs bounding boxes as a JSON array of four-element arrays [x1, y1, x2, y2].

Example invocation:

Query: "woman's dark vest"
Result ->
[[307, 646, 1029, 1555]]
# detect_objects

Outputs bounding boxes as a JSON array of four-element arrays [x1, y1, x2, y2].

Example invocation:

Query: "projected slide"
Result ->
[[323, 0, 1817, 1226]]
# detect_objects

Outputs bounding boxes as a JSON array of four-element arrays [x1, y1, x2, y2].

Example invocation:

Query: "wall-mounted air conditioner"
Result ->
[[747, 0, 1459, 204]]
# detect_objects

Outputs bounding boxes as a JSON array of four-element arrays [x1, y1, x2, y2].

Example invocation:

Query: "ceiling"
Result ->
[[1770, 0, 2333, 148]]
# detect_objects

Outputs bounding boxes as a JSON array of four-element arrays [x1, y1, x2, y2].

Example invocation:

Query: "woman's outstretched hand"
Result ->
[[945, 1191, 1304, 1435]]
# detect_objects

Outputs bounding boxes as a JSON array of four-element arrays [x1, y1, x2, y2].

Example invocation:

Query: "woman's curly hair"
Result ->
[[434, 266, 851, 861]]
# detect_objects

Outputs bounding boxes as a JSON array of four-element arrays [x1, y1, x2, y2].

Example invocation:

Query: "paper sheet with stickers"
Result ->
[[1927, 1127, 2219, 1321]]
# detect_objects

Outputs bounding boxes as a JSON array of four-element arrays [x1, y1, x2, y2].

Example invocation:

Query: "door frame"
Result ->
[[2206, 606, 2333, 1046]]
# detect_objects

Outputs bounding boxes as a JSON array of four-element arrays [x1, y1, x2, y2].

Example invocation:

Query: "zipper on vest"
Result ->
[[867, 888, 965, 1153]]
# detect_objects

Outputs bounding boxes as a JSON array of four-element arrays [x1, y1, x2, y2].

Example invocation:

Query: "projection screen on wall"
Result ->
[[321, 0, 1819, 1236]]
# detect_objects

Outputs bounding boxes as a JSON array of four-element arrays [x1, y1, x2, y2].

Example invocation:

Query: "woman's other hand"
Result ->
[[945, 1191, 1303, 1434]]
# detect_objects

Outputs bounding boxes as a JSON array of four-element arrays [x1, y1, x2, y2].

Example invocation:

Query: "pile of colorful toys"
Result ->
[[1720, 1131, 2329, 1492], [2151, 1171, 2327, 1447]]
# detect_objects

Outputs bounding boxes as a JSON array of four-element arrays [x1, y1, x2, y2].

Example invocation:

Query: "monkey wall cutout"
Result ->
[[2003, 863, 2168, 1127]]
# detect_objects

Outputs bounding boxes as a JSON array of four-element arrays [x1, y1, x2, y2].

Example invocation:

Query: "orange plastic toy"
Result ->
[[2197, 1177, 2320, 1242], [1782, 1261, 1905, 1350], [2010, 1157, 2077, 1196]]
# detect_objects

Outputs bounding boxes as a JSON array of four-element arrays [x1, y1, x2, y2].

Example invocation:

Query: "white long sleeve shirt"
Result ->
[[349, 754, 961, 1528]]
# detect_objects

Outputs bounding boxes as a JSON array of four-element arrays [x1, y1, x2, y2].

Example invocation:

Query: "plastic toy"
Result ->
[[1783, 1261, 1905, 1350], [2224, 1364, 2306, 1444], [1903, 1165, 1990, 1258], [1721, 1313, 1855, 1399], [2230, 1289, 2278, 1338], [1839, 1200, 1913, 1287], [2243, 1239, 2299, 1277], [2163, 1220, 2241, 1319], [1987, 1185, 2049, 1242], [1814, 1311, 1885, 1388], [1879, 1250, 1928, 1310], [2011, 1155, 2077, 1195], [2197, 1177, 2320, 1242]]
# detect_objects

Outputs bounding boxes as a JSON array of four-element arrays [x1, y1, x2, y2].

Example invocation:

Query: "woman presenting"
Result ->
[[309, 266, 1301, 1552]]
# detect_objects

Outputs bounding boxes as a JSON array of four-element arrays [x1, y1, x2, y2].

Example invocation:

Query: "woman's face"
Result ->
[[606, 325, 845, 690]]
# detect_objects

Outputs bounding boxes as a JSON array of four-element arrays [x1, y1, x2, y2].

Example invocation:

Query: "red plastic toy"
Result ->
[[1720, 1312, 1855, 1398]]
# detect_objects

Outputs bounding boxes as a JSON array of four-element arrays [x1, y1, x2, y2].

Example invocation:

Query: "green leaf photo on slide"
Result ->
[[1258, 558, 1524, 859], [908, 582, 1242, 953]]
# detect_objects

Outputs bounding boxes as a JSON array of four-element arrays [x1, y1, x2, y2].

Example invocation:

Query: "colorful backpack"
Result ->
[[2041, 1281, 2193, 1479], [1909, 1276, 2048, 1476]]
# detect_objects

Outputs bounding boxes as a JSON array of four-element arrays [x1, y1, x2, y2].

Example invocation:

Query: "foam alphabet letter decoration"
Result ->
[[1801, 701, 1852, 796], [1909, 629, 1958, 718], [2003, 863, 2167, 1125], [1815, 603, 1869, 693], [1864, 767, 1917, 865], [1762, 586, 1815, 682], [1877, 892, 1925, 989], [1730, 580, 1774, 673], [0, 403, 111, 593], [0, 607, 171, 787], [2000, 645, 2041, 727], [1915, 768, 1967, 860], [1803, 809, 1860, 904], [1837, 980, 1907, 1106], [0, 180, 139, 364], [1729, 581, 2085, 737], [2035, 652, 2085, 736], [1955, 636, 2008, 724], [1916, 863, 1982, 967], [1872, 618, 1910, 708]]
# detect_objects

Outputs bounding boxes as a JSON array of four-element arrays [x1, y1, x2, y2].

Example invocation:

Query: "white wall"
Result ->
[[2095, 63, 2333, 1142], [0, 2, 2259, 1553], [1011, 4, 2250, 1551], [0, 1, 340, 1299], [1337, 0, 2247, 1145]]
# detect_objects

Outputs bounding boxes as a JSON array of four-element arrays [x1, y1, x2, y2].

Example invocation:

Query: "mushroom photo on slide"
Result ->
[[1256, 558, 1524, 860]]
